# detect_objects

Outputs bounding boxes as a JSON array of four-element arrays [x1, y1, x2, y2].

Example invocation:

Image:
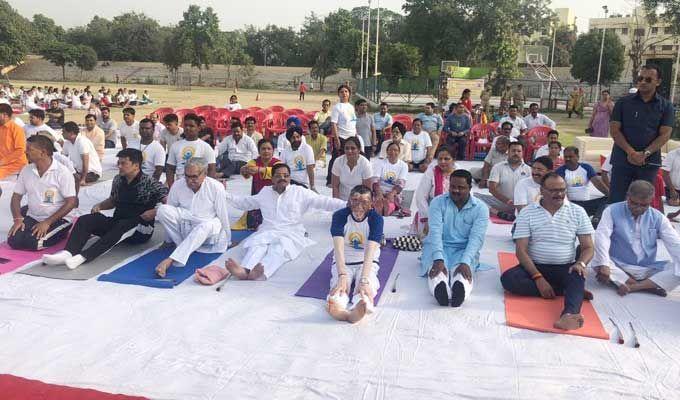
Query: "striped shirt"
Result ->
[[512, 201, 593, 264]]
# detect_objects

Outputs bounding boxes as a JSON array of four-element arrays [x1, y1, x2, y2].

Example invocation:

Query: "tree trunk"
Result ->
[[62, 65, 66, 81]]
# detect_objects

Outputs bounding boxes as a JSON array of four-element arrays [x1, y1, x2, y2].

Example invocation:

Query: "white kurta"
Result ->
[[227, 185, 346, 277], [157, 177, 230, 265]]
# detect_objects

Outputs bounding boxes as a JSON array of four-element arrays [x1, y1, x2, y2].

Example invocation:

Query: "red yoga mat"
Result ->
[[498, 252, 609, 340], [0, 374, 148, 400], [489, 214, 514, 225]]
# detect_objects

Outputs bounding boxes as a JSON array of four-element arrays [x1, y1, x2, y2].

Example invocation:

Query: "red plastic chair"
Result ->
[[265, 111, 289, 139], [526, 125, 554, 161], [247, 106, 263, 113], [393, 114, 413, 131], [175, 108, 195, 122], [193, 105, 215, 118], [151, 107, 174, 121], [285, 108, 305, 116], [467, 123, 493, 161], [305, 111, 317, 120], [267, 105, 285, 113]]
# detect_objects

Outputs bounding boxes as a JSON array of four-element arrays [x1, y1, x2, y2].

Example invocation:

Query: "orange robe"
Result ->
[[0, 120, 28, 179]]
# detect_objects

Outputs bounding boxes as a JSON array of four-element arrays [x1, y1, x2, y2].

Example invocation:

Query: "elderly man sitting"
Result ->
[[501, 173, 595, 331], [225, 163, 346, 280], [593, 180, 680, 297], [421, 170, 489, 307], [471, 135, 509, 188], [155, 158, 230, 277]]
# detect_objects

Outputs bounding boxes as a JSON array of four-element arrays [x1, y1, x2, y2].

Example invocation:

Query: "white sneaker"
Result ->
[[42, 250, 72, 266], [65, 254, 86, 270]]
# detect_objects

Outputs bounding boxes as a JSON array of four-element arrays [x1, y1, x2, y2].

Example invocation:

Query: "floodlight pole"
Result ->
[[365, 0, 372, 81], [672, 38, 679, 104], [548, 19, 557, 108], [360, 18, 366, 79], [374, 0, 380, 77], [595, 5, 608, 104]]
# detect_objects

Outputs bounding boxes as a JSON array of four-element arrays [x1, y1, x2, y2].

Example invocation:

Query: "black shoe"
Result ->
[[450, 280, 465, 307], [434, 281, 449, 306]]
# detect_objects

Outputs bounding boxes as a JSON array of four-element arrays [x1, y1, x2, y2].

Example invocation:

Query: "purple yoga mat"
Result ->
[[294, 242, 400, 305]]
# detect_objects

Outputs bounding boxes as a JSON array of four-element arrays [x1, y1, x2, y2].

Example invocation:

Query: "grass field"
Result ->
[[12, 79, 591, 147]]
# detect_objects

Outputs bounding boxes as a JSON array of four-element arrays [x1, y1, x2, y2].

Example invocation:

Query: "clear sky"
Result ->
[[12, 0, 632, 33]]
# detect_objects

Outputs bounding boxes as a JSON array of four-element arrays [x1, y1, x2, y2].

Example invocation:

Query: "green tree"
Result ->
[[244, 25, 303, 66], [110, 12, 162, 61], [161, 28, 186, 74], [0, 0, 31, 67], [380, 43, 422, 80], [40, 41, 81, 80], [76, 45, 98, 74], [570, 30, 625, 85], [643, 0, 680, 35], [66, 16, 115, 60], [177, 5, 220, 82], [30, 14, 65, 52], [214, 30, 252, 80]]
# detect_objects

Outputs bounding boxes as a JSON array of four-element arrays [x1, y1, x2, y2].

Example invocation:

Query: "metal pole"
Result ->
[[548, 20, 557, 108], [365, 1, 372, 80], [360, 18, 365, 79], [595, 6, 608, 104], [374, 0, 380, 77], [672, 39, 679, 104]]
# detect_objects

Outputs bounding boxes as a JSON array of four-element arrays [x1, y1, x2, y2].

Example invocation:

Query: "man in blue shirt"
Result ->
[[609, 64, 675, 203], [416, 102, 444, 160], [421, 170, 489, 307], [443, 103, 472, 161], [327, 185, 384, 323], [373, 102, 393, 153]]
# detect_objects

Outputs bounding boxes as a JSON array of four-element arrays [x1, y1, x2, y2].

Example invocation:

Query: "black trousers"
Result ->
[[609, 163, 658, 203], [375, 130, 384, 155], [446, 135, 467, 160], [326, 137, 347, 185], [105, 140, 116, 148], [64, 213, 152, 261], [7, 215, 72, 251], [216, 153, 246, 178], [500, 262, 585, 315], [572, 197, 607, 217]]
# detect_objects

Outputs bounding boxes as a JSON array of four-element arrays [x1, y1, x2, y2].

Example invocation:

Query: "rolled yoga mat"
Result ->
[[498, 252, 609, 340], [295, 240, 400, 306]]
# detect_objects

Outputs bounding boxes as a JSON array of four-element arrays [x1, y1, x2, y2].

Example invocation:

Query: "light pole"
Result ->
[[360, 18, 366, 79], [595, 5, 608, 103], [374, 0, 380, 77], [672, 38, 679, 104], [365, 1, 372, 81], [548, 19, 557, 108]]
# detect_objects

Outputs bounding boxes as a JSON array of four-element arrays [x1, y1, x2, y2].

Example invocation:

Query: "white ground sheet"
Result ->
[[0, 152, 679, 399]]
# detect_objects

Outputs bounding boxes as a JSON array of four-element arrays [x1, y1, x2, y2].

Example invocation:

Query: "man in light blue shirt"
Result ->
[[416, 102, 443, 159], [373, 102, 393, 152], [421, 169, 489, 307], [501, 172, 595, 331]]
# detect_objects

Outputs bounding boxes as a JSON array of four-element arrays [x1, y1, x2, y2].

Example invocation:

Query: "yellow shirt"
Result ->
[[306, 134, 328, 161], [314, 111, 331, 123]]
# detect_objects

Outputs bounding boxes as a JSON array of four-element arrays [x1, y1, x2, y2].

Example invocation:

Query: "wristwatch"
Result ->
[[644, 150, 652, 158]]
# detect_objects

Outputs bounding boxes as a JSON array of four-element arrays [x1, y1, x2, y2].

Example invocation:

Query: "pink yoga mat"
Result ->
[[0, 239, 67, 274], [489, 214, 514, 225]]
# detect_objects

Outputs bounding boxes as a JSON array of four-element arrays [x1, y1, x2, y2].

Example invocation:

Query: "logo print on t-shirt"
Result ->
[[43, 189, 56, 204], [383, 171, 397, 185], [293, 155, 305, 171], [348, 231, 365, 250], [181, 146, 196, 161]]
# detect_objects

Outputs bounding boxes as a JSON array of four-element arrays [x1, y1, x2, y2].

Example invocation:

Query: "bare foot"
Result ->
[[155, 258, 173, 278], [553, 313, 584, 330], [617, 283, 631, 296], [225, 258, 249, 280], [247, 264, 266, 281], [327, 300, 350, 322], [347, 299, 367, 324]]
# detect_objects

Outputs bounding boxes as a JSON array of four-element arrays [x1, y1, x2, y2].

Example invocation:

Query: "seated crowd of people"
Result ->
[[0, 79, 678, 328]]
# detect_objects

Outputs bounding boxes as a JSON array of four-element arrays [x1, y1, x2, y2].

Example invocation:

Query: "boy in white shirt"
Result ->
[[135, 118, 166, 181], [119, 107, 141, 149], [166, 113, 216, 187], [61, 122, 103, 186]]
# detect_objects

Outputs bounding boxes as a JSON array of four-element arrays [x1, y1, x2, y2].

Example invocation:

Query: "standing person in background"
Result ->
[[512, 84, 526, 113], [567, 86, 584, 118], [298, 81, 308, 101], [500, 84, 512, 109], [97, 106, 118, 148], [460, 89, 473, 114], [373, 102, 392, 153], [355, 99, 376, 158], [480, 85, 492, 112], [588, 90, 614, 138], [608, 64, 675, 203], [416, 102, 444, 161], [327, 84, 357, 186]]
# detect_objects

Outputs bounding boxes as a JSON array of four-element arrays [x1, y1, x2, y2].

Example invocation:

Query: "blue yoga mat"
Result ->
[[230, 230, 254, 246], [97, 247, 222, 289]]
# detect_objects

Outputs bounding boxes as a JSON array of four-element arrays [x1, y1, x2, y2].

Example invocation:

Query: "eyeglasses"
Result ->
[[636, 76, 655, 83]]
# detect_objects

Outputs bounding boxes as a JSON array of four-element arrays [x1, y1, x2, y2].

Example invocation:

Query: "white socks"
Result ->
[[42, 250, 72, 266], [65, 255, 86, 270]]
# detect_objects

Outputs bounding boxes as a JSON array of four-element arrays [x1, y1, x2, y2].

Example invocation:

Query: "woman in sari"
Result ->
[[233, 138, 281, 230], [378, 122, 412, 163], [588, 90, 614, 137], [411, 145, 458, 237], [567, 86, 584, 118], [373, 142, 409, 216]]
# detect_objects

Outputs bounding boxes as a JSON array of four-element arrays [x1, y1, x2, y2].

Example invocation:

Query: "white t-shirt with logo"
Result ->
[[281, 143, 315, 185], [62, 135, 103, 176], [136, 141, 166, 177], [331, 102, 357, 139], [404, 131, 433, 163], [120, 121, 141, 149], [373, 158, 408, 193], [331, 155, 373, 201], [13, 160, 76, 222], [167, 139, 216, 177], [556, 163, 597, 201], [513, 177, 542, 206]]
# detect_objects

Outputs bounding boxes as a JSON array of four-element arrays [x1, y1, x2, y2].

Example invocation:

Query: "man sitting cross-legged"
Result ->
[[593, 180, 680, 297], [421, 170, 489, 307], [8, 135, 77, 250], [225, 163, 346, 280], [155, 158, 230, 277], [500, 173, 595, 330], [327, 185, 384, 323], [43, 149, 168, 269]]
